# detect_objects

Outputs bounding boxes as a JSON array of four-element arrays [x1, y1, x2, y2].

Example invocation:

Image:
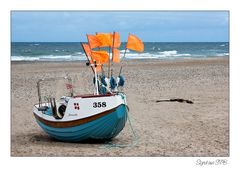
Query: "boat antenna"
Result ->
[[123, 33, 130, 59], [101, 65, 105, 77], [118, 66, 122, 76], [96, 32, 105, 76], [107, 32, 114, 78], [118, 33, 129, 77], [110, 31, 116, 78], [37, 79, 42, 107], [93, 60, 99, 95], [108, 46, 111, 78]]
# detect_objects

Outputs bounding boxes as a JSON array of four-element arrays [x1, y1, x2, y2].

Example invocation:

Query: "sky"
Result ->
[[11, 11, 229, 42]]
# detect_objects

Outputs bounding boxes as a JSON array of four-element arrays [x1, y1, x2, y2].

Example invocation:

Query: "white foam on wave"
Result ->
[[151, 46, 161, 51], [124, 53, 159, 59], [11, 55, 87, 61], [29, 43, 40, 46], [159, 50, 177, 56], [13, 49, 226, 61], [120, 49, 130, 53], [158, 50, 192, 58], [11, 56, 40, 61], [123, 50, 192, 59], [76, 52, 84, 55], [216, 53, 229, 56]]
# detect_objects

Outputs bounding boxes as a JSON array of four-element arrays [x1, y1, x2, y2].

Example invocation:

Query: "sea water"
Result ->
[[11, 42, 229, 61]]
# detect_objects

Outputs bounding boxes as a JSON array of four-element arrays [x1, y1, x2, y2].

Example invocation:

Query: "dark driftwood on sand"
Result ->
[[156, 98, 194, 104]]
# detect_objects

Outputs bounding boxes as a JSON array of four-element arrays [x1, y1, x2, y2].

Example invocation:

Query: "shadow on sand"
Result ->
[[28, 133, 112, 144]]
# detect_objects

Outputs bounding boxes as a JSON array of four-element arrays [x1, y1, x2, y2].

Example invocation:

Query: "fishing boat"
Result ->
[[33, 32, 144, 142]]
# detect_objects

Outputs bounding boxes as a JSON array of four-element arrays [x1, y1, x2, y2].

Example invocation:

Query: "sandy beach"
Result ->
[[11, 57, 229, 156]]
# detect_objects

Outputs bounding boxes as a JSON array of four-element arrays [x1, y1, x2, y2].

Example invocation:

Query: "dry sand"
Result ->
[[11, 57, 229, 156]]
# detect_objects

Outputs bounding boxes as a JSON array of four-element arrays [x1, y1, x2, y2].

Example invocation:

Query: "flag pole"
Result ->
[[108, 45, 111, 78], [123, 48, 127, 59], [112, 31, 115, 61], [86, 34, 99, 94], [123, 33, 130, 59], [95, 32, 100, 51], [119, 33, 129, 76], [96, 32, 105, 77], [118, 66, 122, 76], [119, 48, 127, 77], [109, 31, 115, 78], [94, 61, 99, 95]]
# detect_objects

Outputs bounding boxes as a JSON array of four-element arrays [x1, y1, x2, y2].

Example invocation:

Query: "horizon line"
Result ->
[[11, 41, 229, 43]]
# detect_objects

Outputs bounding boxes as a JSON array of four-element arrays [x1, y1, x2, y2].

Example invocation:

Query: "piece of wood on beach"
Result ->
[[155, 98, 194, 104]]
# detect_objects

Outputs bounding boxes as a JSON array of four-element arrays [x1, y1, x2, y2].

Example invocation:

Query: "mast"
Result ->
[[109, 31, 116, 78], [94, 61, 99, 95], [123, 33, 130, 59], [108, 45, 111, 78], [86, 34, 99, 95]]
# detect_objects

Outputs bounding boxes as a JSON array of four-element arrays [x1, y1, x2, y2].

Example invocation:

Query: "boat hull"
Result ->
[[34, 104, 128, 142]]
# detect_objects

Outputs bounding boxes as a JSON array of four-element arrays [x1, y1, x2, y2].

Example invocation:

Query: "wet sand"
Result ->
[[11, 57, 229, 156]]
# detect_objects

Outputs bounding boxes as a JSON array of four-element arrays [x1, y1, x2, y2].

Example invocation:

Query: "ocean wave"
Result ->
[[11, 51, 229, 62], [216, 53, 229, 56], [159, 50, 178, 56], [11, 55, 87, 61], [120, 49, 130, 53], [11, 56, 41, 61], [11, 52, 193, 61], [152, 46, 161, 51], [123, 50, 192, 59], [124, 53, 160, 59], [29, 43, 40, 46]]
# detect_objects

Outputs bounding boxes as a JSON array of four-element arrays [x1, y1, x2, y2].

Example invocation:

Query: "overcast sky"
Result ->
[[11, 11, 229, 42]]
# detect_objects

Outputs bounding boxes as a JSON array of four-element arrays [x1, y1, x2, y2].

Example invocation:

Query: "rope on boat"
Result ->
[[101, 93, 139, 149], [101, 112, 139, 149]]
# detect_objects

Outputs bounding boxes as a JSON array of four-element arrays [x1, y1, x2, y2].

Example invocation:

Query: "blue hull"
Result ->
[[36, 104, 128, 142]]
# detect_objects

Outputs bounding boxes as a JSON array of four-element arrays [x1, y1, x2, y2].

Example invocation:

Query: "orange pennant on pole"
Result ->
[[96, 33, 113, 47], [81, 43, 96, 72], [82, 43, 91, 57], [126, 34, 144, 52], [91, 51, 109, 64], [87, 34, 102, 49], [112, 48, 120, 63], [91, 50, 109, 72], [112, 32, 121, 48]]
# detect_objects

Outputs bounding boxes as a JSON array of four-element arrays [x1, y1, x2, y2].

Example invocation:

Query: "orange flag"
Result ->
[[91, 51, 109, 64], [87, 34, 102, 49], [82, 43, 106, 72], [112, 32, 121, 48], [82, 43, 98, 72], [126, 34, 144, 52], [82, 43, 91, 57], [91, 50, 109, 72], [96, 33, 113, 47], [112, 48, 120, 63]]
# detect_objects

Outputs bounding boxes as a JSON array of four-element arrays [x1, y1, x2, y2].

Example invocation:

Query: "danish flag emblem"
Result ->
[[74, 103, 80, 110]]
